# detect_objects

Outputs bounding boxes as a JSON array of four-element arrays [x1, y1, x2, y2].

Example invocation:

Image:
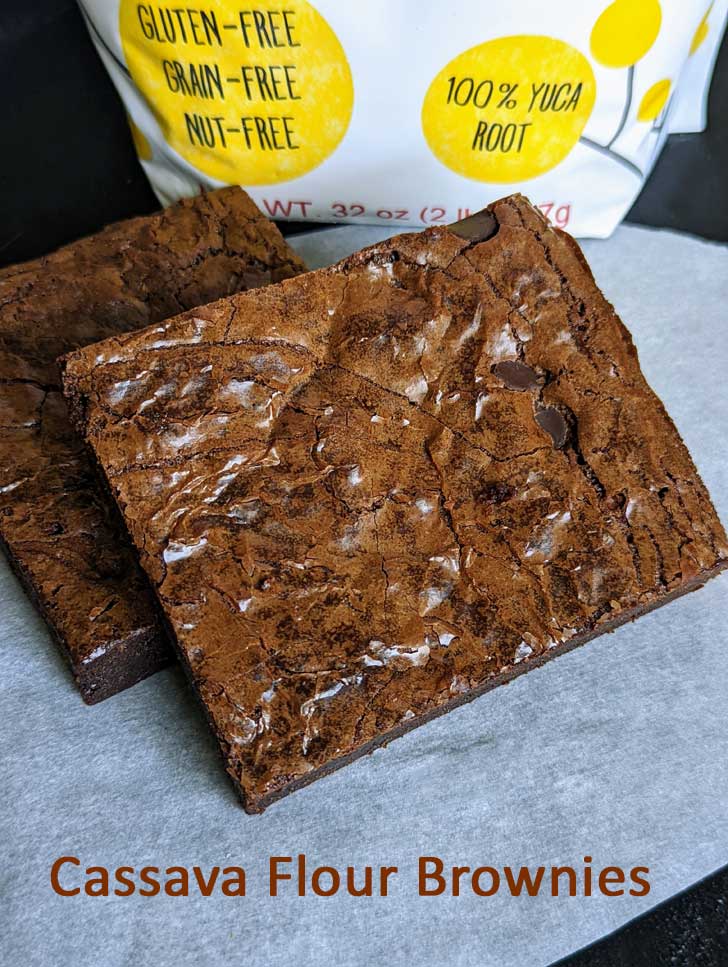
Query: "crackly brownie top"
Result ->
[[63, 194, 727, 802], [0, 187, 304, 682]]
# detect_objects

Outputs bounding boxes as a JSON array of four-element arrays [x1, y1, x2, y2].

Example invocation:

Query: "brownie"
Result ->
[[62, 193, 728, 808], [0, 188, 304, 703]]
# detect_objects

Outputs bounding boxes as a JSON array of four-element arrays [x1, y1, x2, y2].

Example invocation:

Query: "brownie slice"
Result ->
[[0, 188, 304, 703], [62, 194, 727, 807]]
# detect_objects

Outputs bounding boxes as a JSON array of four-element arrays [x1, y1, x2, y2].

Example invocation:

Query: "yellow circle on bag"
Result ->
[[127, 115, 152, 161], [637, 78, 671, 122], [690, 5, 712, 56], [421, 35, 596, 184], [590, 0, 662, 69], [119, 0, 353, 185]]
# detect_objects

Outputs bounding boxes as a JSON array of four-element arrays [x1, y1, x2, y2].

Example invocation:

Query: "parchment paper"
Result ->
[[2, 224, 727, 967]]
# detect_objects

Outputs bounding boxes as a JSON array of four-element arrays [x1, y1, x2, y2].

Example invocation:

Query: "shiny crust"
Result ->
[[62, 194, 727, 802], [0, 188, 304, 703]]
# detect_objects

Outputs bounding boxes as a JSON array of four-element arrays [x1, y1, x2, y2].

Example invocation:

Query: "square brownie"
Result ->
[[62, 194, 727, 806], [0, 188, 304, 702]]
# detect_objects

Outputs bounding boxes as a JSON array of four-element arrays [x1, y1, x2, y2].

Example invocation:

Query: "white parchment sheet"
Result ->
[[2, 224, 727, 967]]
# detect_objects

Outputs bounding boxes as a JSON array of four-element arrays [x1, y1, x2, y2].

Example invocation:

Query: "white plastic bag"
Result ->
[[80, 0, 727, 236]]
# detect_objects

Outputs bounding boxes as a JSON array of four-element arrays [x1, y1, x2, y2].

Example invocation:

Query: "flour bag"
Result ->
[[80, 0, 726, 235]]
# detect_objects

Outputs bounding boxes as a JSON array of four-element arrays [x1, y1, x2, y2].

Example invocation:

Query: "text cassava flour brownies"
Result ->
[[0, 188, 304, 703], [62, 194, 727, 810]]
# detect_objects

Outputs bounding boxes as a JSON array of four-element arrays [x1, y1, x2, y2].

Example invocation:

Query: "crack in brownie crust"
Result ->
[[62, 194, 728, 805], [0, 188, 304, 703]]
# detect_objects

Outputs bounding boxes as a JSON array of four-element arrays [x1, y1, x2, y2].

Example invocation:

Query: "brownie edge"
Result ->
[[0, 187, 305, 703], [61, 193, 727, 806]]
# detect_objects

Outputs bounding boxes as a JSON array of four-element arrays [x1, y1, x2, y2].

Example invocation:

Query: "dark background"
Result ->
[[1, 3, 727, 964]]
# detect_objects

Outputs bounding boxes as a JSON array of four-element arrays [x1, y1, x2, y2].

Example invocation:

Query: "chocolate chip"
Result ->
[[494, 360, 541, 391], [605, 492, 626, 511], [479, 481, 513, 505], [449, 211, 498, 242], [535, 407, 569, 449]]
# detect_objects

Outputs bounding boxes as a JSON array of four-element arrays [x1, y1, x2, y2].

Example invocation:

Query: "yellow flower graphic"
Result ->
[[690, 5, 713, 55], [637, 79, 671, 121], [590, 0, 662, 68]]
